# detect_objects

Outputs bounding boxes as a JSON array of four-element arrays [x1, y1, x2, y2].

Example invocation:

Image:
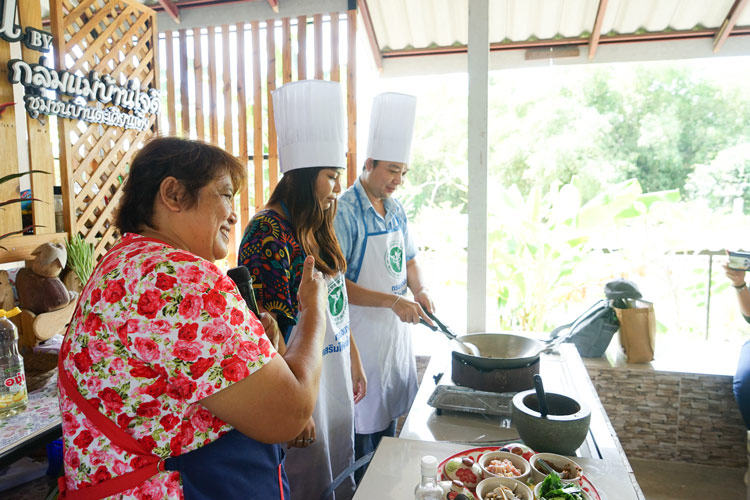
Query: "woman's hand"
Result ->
[[391, 295, 433, 326], [259, 312, 282, 351], [350, 337, 367, 404], [297, 256, 326, 313], [287, 417, 316, 449]]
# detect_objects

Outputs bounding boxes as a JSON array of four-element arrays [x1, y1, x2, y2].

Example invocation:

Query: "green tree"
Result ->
[[585, 66, 750, 194], [685, 143, 750, 213]]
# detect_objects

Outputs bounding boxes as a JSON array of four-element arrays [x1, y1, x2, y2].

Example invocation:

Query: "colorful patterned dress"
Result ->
[[238, 209, 306, 338], [58, 233, 276, 499]]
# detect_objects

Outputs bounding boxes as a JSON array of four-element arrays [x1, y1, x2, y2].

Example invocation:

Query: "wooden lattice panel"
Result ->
[[49, 0, 159, 259], [160, 13, 356, 266]]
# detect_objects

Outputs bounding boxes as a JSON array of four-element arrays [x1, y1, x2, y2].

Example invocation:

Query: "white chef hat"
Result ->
[[272, 80, 346, 173], [366, 92, 417, 164]]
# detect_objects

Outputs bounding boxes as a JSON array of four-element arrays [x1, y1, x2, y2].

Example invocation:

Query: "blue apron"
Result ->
[[166, 430, 289, 499]]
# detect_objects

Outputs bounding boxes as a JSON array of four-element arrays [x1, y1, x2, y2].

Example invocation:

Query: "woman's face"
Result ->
[[182, 172, 237, 262], [315, 168, 343, 211]]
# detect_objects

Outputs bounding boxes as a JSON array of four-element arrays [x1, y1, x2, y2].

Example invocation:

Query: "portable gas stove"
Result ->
[[427, 354, 539, 417]]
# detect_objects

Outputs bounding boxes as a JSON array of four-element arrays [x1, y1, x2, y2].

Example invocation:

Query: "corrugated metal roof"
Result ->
[[367, 0, 750, 52]]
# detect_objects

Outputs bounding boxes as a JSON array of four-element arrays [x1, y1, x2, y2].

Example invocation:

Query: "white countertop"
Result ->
[[354, 437, 641, 500], [384, 344, 645, 500]]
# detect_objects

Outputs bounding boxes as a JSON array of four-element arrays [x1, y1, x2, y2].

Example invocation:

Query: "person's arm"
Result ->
[[725, 261, 750, 321], [350, 332, 366, 404], [201, 256, 327, 444], [406, 257, 434, 315], [345, 278, 433, 325]]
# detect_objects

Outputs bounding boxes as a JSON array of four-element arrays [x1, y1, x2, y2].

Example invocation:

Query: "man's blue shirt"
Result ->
[[334, 178, 417, 283]]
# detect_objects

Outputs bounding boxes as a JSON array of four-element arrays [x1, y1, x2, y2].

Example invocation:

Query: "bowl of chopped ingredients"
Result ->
[[533, 473, 591, 500], [477, 451, 530, 481], [475, 477, 533, 500], [527, 453, 582, 485]]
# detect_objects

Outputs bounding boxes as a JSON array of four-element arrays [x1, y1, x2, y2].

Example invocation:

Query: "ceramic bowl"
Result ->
[[511, 390, 591, 455], [477, 451, 530, 482], [528, 453, 583, 485], [476, 477, 533, 500], [534, 478, 591, 500]]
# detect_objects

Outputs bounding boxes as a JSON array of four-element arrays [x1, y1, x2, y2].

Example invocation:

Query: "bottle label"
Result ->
[[4, 372, 26, 393]]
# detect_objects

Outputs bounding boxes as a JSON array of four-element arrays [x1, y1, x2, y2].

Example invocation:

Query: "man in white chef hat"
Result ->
[[334, 92, 435, 480], [240, 79, 366, 500]]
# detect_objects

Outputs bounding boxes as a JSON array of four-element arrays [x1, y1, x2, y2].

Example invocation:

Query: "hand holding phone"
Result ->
[[728, 251, 750, 271]]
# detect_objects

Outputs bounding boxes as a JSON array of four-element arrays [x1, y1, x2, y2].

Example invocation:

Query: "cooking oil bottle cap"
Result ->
[[0, 307, 21, 318]]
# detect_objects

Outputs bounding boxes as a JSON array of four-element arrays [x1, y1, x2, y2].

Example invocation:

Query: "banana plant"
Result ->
[[488, 178, 680, 332]]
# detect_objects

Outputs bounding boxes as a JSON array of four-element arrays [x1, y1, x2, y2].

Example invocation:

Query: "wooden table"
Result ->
[[355, 344, 645, 500]]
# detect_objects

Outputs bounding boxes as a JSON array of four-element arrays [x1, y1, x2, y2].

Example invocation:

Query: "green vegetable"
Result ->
[[539, 473, 584, 500], [66, 234, 95, 285]]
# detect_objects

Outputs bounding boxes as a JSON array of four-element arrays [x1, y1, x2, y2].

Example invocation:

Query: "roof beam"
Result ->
[[158, 0, 180, 23], [380, 27, 750, 58], [714, 0, 749, 52], [588, 0, 609, 60], [267, 0, 279, 13], [357, 0, 383, 72]]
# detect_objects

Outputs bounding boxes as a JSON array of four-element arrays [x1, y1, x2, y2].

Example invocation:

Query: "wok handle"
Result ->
[[541, 321, 576, 353]]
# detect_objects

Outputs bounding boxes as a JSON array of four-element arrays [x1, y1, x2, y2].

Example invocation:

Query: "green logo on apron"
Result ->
[[385, 242, 404, 278], [328, 281, 345, 318]]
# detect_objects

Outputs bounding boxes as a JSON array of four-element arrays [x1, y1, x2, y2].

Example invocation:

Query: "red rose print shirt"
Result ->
[[58, 234, 277, 499]]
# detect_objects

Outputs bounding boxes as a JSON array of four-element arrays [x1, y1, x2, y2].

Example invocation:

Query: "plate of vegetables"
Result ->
[[533, 473, 604, 500]]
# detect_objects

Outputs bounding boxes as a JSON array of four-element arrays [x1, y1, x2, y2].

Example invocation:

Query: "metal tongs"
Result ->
[[421, 310, 480, 356]]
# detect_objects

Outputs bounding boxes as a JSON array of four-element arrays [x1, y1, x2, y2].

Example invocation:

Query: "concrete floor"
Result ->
[[631, 458, 746, 500]]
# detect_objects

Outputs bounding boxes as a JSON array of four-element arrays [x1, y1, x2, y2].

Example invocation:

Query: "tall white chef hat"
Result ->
[[272, 80, 346, 173], [366, 92, 417, 164]]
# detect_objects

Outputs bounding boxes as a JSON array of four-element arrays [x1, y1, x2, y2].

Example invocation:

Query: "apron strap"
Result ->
[[57, 236, 167, 498]]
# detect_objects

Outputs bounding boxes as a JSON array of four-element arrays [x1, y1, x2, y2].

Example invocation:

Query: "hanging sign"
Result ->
[[2, 0, 160, 131]]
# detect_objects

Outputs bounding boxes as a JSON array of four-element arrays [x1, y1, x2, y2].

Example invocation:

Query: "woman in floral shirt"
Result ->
[[58, 137, 328, 499]]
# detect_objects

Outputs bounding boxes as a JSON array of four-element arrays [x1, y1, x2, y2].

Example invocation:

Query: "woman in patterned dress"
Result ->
[[57, 137, 328, 499], [238, 80, 366, 500]]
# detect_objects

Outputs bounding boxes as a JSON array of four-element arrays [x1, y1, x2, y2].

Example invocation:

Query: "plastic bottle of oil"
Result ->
[[0, 308, 28, 417]]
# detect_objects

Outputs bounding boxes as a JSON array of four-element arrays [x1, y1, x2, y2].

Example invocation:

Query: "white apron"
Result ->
[[349, 191, 418, 435], [285, 272, 356, 500]]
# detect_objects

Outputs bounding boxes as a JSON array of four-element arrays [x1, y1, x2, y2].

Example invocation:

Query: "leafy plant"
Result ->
[[488, 178, 681, 332], [65, 234, 95, 285]]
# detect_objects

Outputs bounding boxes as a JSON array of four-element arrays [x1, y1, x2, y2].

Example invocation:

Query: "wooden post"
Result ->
[[237, 22, 250, 231], [193, 28, 205, 140], [267, 19, 279, 191], [222, 25, 233, 154], [221, 24, 236, 264], [165, 31, 176, 135], [47, 0, 74, 236], [346, 10, 357, 186], [0, 40, 21, 237], [208, 26, 219, 144], [179, 29, 190, 135], [282, 17, 292, 84], [251, 21, 263, 211], [314, 14, 323, 79], [297, 15, 307, 80], [330, 12, 340, 82], [18, 1, 55, 235]]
